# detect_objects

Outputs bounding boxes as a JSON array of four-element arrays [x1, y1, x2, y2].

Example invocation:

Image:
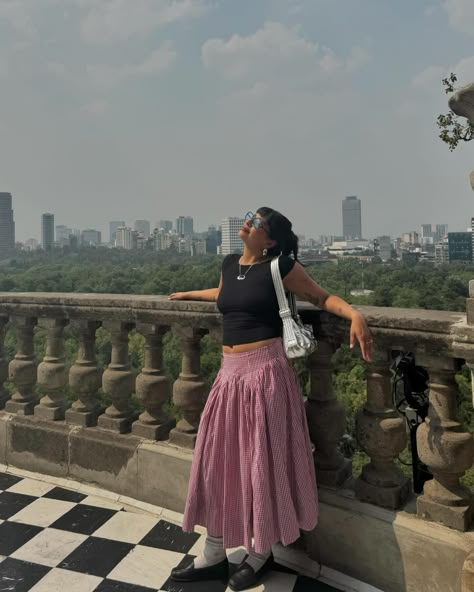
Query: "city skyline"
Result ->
[[2, 194, 470, 244], [0, 2, 473, 242]]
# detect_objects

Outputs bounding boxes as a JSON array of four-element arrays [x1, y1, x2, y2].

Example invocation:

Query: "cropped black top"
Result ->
[[216, 254, 296, 346]]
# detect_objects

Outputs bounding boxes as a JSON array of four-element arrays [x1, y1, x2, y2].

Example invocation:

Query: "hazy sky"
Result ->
[[1, 0, 474, 242]]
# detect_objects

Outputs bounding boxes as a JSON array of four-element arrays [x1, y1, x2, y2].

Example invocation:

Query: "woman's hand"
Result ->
[[168, 292, 189, 300], [350, 312, 373, 362]]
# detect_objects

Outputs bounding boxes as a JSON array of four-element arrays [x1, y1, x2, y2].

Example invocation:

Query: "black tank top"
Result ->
[[216, 254, 296, 346]]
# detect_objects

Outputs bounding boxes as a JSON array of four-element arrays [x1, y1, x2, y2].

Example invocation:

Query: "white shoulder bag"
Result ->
[[270, 256, 317, 359]]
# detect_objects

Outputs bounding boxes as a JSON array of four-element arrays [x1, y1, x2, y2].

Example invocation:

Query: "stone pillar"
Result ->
[[416, 355, 474, 531], [306, 341, 351, 486], [169, 327, 207, 449], [98, 321, 135, 434], [462, 548, 474, 592], [132, 324, 175, 440], [35, 318, 69, 420], [0, 316, 10, 409], [355, 347, 410, 509], [66, 320, 103, 427], [6, 317, 38, 415]]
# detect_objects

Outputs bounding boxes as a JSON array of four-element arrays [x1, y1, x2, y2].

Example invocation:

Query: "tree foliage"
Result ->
[[437, 73, 474, 151]]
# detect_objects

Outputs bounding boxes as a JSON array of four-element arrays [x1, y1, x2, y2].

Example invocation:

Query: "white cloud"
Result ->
[[443, 0, 474, 35], [87, 42, 177, 88], [412, 65, 446, 90], [202, 21, 370, 87], [79, 0, 207, 44]]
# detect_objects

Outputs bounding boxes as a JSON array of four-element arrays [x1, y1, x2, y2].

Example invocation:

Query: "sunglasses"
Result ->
[[244, 211, 266, 231]]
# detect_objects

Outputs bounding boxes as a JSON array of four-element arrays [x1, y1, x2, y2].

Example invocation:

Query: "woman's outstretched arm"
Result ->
[[283, 262, 373, 362], [168, 275, 223, 302]]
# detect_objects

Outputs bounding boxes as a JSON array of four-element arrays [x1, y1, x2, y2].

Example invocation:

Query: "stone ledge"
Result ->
[[306, 487, 474, 592], [0, 411, 193, 511]]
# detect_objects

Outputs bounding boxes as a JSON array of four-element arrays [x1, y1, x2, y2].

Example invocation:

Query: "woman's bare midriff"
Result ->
[[222, 337, 279, 354]]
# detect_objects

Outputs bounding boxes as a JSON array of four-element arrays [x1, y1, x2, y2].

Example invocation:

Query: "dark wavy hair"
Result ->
[[256, 206, 299, 260]]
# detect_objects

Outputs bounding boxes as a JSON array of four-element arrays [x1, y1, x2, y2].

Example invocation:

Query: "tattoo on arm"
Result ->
[[304, 292, 320, 307]]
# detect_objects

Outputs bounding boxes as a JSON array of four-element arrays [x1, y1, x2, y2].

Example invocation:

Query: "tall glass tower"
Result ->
[[342, 196, 362, 240], [0, 193, 15, 257]]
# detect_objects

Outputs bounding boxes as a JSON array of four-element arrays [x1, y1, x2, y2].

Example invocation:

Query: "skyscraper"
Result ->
[[134, 220, 150, 238], [109, 221, 125, 244], [0, 193, 15, 257], [221, 217, 244, 255], [115, 227, 133, 249], [81, 229, 102, 246], [41, 213, 55, 251], [434, 224, 448, 243], [176, 216, 194, 237], [342, 196, 362, 239]]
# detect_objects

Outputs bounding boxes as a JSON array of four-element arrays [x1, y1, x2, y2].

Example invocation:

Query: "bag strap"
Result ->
[[270, 256, 298, 347]]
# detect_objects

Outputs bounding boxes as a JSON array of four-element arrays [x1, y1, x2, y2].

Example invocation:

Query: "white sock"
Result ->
[[193, 535, 227, 568], [245, 547, 272, 572]]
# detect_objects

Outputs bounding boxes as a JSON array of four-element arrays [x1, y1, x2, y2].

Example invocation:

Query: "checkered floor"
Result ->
[[0, 471, 340, 592]]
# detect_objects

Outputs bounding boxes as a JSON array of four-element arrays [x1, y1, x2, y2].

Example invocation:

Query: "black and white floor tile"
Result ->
[[0, 471, 340, 592]]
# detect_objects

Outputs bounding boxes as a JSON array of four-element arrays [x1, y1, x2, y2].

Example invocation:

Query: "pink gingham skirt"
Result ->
[[181, 338, 319, 554]]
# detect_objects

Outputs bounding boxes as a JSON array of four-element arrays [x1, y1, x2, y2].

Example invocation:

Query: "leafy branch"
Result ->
[[437, 73, 474, 151]]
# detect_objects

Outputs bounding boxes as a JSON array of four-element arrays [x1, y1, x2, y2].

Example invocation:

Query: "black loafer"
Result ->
[[170, 558, 229, 582], [228, 555, 273, 591]]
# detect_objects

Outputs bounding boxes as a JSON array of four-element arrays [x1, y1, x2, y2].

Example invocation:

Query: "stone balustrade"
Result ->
[[0, 291, 473, 591]]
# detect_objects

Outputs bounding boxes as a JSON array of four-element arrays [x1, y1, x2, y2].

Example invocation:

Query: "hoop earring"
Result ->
[[263, 248, 268, 257]]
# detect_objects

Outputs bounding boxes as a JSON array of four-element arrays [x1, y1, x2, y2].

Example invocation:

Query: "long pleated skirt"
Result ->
[[181, 338, 319, 554]]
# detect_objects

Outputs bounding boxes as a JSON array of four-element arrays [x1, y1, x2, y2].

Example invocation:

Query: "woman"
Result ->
[[168, 207, 373, 591]]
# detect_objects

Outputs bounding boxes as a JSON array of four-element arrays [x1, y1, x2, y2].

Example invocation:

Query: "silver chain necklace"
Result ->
[[237, 256, 269, 280], [237, 262, 256, 280]]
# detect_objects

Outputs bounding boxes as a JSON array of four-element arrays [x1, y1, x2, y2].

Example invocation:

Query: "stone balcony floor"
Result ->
[[0, 467, 343, 592]]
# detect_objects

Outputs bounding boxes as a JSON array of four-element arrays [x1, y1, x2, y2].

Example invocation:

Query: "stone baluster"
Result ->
[[132, 324, 175, 440], [416, 355, 474, 531], [355, 346, 410, 509], [305, 341, 351, 486], [97, 321, 135, 434], [0, 316, 10, 409], [6, 316, 38, 415], [66, 320, 103, 427], [169, 326, 207, 449], [35, 318, 69, 420]]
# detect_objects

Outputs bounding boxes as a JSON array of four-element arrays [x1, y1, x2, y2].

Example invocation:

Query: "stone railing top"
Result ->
[[0, 292, 467, 357]]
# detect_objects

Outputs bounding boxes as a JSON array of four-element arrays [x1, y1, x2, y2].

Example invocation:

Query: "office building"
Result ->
[[376, 236, 392, 261], [420, 224, 432, 239], [221, 217, 245, 255], [41, 213, 55, 251], [435, 238, 449, 264], [434, 224, 448, 243], [82, 229, 101, 246], [0, 192, 15, 257], [176, 216, 194, 237], [115, 227, 133, 250], [134, 220, 150, 238], [342, 196, 362, 240], [109, 221, 125, 244], [56, 225, 72, 247], [205, 225, 222, 254], [448, 232, 472, 263]]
